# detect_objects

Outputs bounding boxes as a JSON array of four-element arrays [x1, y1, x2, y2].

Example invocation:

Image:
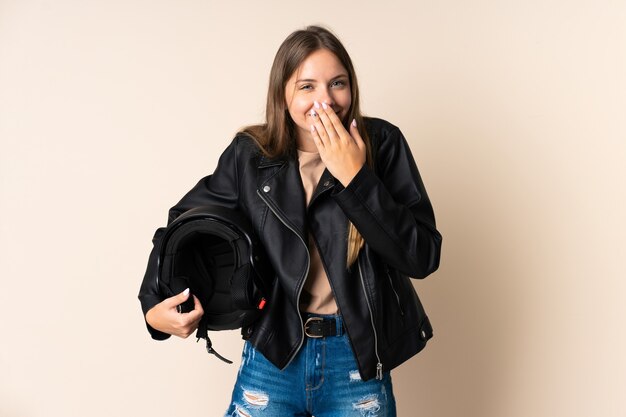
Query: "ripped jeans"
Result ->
[[224, 314, 397, 417]]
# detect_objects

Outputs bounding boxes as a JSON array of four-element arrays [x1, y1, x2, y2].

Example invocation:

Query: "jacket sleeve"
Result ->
[[331, 124, 442, 278], [138, 136, 241, 339]]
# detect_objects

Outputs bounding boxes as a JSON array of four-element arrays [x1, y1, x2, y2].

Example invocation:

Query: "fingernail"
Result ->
[[351, 118, 357, 127], [309, 109, 317, 117], [322, 101, 328, 109], [183, 288, 189, 296], [314, 101, 320, 109], [310, 124, 315, 132]]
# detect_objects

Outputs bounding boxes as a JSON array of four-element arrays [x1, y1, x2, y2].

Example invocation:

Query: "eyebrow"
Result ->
[[295, 74, 348, 83]]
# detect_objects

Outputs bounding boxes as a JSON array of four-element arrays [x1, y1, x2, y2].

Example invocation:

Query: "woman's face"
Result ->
[[284, 49, 352, 148]]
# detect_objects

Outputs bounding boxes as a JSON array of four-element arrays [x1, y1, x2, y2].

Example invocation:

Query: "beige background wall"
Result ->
[[1, 1, 624, 416]]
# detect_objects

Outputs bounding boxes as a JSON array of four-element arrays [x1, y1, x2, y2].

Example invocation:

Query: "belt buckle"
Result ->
[[304, 317, 324, 338]]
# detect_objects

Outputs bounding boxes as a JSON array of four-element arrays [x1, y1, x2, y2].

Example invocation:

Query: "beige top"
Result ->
[[297, 149, 339, 314]]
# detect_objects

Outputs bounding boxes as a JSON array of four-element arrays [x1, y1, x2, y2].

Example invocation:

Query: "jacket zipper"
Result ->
[[257, 188, 382, 380], [256, 189, 310, 370], [358, 256, 384, 380], [385, 265, 404, 316]]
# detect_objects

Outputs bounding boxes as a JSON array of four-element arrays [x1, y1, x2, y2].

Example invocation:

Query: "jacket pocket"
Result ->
[[385, 264, 404, 316], [381, 265, 433, 346]]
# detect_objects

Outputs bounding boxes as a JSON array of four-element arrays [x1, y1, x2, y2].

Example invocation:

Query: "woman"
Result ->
[[139, 25, 442, 416]]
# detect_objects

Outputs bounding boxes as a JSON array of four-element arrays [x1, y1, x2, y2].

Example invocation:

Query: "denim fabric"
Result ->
[[224, 314, 397, 417]]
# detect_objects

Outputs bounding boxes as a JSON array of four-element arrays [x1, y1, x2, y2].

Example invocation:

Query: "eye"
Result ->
[[331, 80, 347, 88], [299, 84, 313, 90]]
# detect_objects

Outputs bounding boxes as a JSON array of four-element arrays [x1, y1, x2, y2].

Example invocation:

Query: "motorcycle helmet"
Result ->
[[156, 205, 273, 362]]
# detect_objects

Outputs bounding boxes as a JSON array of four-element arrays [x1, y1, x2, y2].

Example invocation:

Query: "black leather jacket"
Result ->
[[138, 117, 442, 381]]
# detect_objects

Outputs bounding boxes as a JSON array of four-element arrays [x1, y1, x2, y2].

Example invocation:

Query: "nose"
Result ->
[[315, 88, 335, 108]]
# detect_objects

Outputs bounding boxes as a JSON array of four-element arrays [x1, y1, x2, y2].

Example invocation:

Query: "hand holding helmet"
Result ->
[[145, 289, 204, 338], [147, 205, 273, 362]]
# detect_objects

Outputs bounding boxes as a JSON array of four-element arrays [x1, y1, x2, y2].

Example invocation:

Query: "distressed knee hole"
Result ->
[[349, 370, 362, 382], [234, 405, 251, 417], [353, 395, 381, 416], [243, 390, 269, 407]]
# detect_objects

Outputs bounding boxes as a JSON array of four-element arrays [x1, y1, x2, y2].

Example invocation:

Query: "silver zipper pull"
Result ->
[[376, 362, 383, 380]]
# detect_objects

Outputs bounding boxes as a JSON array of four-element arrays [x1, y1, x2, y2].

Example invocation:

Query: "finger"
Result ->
[[322, 102, 350, 143], [350, 119, 366, 150], [310, 123, 327, 150], [182, 296, 204, 322], [316, 101, 339, 142], [177, 321, 198, 339], [180, 312, 201, 332], [311, 109, 330, 145], [163, 288, 190, 308], [187, 319, 201, 337], [192, 295, 204, 315], [181, 314, 202, 334]]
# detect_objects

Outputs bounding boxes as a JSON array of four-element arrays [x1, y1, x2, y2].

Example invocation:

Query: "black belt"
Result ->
[[304, 316, 343, 338]]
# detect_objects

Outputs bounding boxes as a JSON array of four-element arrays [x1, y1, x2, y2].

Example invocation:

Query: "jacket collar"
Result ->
[[256, 154, 337, 237], [258, 154, 286, 168]]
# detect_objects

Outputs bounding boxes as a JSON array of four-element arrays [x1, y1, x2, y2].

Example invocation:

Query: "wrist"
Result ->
[[337, 163, 364, 188]]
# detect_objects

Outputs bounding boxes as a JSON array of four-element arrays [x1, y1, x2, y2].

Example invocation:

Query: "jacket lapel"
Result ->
[[257, 155, 307, 239]]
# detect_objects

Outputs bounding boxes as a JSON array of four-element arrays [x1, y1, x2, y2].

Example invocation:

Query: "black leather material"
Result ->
[[304, 317, 338, 338], [139, 117, 442, 381]]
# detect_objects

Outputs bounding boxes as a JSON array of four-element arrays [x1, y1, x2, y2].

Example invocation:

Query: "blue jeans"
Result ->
[[224, 314, 397, 417]]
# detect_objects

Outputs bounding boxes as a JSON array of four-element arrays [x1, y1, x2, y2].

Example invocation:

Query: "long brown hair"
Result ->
[[240, 25, 372, 268]]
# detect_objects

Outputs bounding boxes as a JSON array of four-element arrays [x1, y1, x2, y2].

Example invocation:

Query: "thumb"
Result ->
[[164, 288, 190, 307]]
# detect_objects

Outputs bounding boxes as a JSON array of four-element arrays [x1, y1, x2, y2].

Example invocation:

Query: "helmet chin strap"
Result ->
[[196, 319, 233, 364]]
